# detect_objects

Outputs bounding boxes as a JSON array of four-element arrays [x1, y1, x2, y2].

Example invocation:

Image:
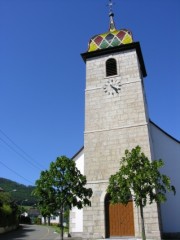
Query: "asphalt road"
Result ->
[[0, 224, 62, 240]]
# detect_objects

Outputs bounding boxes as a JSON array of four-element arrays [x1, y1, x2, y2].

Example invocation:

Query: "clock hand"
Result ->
[[110, 84, 118, 93]]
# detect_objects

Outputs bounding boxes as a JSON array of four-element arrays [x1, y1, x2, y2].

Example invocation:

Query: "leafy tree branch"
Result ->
[[107, 146, 176, 240]]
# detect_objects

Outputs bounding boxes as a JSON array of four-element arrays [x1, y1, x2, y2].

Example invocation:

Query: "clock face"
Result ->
[[103, 78, 121, 95]]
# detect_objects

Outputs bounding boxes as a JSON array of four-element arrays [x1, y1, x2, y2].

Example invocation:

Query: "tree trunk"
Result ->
[[140, 203, 146, 240], [60, 209, 64, 240], [48, 216, 50, 226], [44, 216, 46, 225]]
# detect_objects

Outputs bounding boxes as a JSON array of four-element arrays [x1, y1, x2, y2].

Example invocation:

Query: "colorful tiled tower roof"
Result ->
[[88, 4, 133, 52]]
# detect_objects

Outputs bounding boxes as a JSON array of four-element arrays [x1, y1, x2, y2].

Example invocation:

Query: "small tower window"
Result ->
[[106, 58, 117, 76]]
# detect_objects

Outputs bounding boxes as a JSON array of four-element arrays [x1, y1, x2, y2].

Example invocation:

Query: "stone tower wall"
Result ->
[[83, 49, 161, 239]]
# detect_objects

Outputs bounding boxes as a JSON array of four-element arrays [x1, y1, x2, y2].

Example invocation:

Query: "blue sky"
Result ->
[[0, 0, 179, 186]]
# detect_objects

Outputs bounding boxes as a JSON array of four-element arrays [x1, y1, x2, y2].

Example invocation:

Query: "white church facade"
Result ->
[[69, 7, 180, 240]]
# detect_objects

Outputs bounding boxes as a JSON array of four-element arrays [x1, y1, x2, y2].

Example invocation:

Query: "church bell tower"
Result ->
[[80, 3, 161, 239]]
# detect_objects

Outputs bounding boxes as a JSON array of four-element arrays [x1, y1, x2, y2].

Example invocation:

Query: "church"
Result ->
[[69, 4, 180, 240]]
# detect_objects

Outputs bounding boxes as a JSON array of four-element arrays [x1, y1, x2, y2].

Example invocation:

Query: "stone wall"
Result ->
[[83, 48, 161, 239], [0, 225, 18, 234]]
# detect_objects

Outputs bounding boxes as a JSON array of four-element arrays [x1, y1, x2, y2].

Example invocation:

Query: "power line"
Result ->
[[0, 136, 42, 171], [0, 128, 46, 169], [0, 160, 34, 185]]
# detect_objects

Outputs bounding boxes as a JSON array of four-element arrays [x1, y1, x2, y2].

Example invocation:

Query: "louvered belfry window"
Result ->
[[106, 58, 117, 76]]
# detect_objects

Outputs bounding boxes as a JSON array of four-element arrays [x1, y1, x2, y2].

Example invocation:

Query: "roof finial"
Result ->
[[107, 0, 116, 32], [108, 0, 113, 14]]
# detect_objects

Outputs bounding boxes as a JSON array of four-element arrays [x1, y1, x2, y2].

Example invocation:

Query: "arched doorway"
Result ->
[[105, 194, 135, 237]]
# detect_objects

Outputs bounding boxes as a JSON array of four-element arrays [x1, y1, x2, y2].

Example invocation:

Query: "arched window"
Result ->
[[106, 58, 117, 77]]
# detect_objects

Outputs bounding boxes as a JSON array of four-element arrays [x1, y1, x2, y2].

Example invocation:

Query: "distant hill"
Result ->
[[0, 177, 37, 206]]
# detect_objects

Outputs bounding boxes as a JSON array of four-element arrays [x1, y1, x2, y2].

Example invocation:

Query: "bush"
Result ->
[[0, 204, 19, 227], [33, 217, 41, 225]]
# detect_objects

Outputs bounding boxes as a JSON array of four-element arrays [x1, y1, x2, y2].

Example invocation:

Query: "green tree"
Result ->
[[34, 156, 92, 240], [0, 192, 19, 227], [107, 146, 176, 240], [33, 170, 56, 225], [0, 191, 11, 205]]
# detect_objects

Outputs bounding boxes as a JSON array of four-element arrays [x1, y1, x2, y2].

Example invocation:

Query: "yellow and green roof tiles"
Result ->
[[88, 29, 133, 52]]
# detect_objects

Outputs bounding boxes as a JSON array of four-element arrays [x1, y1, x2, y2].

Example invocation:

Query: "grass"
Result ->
[[48, 225, 69, 234]]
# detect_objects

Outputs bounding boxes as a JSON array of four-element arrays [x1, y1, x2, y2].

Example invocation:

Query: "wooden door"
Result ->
[[105, 198, 135, 237]]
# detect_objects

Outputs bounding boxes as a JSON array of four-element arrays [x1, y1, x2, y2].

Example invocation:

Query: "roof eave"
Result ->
[[81, 42, 147, 78]]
